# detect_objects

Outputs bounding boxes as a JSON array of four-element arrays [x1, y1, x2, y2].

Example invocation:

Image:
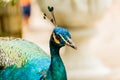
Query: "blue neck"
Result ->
[[46, 39, 67, 80]]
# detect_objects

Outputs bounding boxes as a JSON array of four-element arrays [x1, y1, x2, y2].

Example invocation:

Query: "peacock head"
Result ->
[[50, 27, 77, 49], [47, 6, 76, 49]]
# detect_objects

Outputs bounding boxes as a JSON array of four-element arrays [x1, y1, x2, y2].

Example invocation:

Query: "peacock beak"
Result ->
[[66, 38, 77, 49]]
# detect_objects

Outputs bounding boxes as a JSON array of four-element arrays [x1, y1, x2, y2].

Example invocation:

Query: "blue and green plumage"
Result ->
[[0, 27, 76, 80], [0, 39, 50, 80]]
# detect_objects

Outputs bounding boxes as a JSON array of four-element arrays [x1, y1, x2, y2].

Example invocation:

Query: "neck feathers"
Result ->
[[46, 39, 67, 80]]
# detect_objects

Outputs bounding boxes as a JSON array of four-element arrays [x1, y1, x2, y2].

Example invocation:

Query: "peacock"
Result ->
[[0, 6, 76, 80], [0, 27, 76, 80]]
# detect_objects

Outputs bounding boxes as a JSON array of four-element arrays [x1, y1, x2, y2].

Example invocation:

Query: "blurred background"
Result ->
[[0, 0, 120, 80]]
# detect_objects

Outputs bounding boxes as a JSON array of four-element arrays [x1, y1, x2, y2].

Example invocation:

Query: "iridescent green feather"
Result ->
[[0, 38, 49, 68], [0, 38, 50, 80]]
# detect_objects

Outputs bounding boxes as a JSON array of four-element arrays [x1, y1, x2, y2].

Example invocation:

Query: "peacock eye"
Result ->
[[56, 34, 61, 40]]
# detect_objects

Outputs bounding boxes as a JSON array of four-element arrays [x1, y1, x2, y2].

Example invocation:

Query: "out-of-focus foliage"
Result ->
[[0, 0, 18, 7]]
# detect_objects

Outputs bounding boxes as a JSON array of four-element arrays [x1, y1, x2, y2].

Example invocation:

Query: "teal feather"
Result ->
[[0, 27, 76, 80], [0, 39, 50, 80]]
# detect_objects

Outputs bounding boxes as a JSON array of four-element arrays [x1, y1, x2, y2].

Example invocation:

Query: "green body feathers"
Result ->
[[0, 38, 49, 68], [0, 38, 50, 80]]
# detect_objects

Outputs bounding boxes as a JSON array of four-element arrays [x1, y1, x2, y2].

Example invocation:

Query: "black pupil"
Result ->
[[56, 34, 61, 40]]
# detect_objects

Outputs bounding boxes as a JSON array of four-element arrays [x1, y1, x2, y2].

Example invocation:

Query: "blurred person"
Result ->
[[20, 0, 31, 26]]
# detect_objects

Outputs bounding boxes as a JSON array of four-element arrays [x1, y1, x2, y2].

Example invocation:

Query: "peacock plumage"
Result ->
[[0, 27, 76, 80]]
